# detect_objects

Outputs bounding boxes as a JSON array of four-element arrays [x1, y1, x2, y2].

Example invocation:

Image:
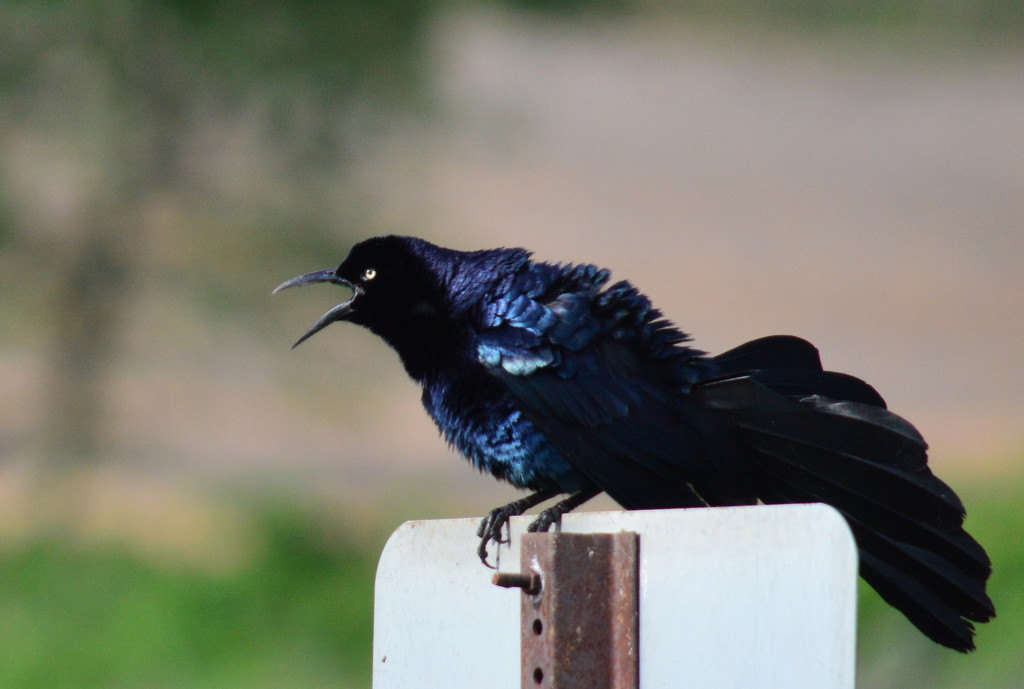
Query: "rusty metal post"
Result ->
[[495, 532, 639, 689]]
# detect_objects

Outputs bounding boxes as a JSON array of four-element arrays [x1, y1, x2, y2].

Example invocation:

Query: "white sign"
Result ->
[[374, 503, 857, 689]]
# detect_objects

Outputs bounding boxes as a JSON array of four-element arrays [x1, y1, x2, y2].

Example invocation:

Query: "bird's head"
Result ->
[[274, 235, 451, 349]]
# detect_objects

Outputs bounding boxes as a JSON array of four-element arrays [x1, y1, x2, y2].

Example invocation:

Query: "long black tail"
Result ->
[[700, 336, 994, 651]]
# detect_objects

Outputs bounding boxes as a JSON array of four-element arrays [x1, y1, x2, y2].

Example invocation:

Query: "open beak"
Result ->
[[273, 268, 360, 348]]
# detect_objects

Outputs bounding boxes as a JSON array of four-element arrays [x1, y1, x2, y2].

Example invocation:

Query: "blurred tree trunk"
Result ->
[[41, 203, 138, 465]]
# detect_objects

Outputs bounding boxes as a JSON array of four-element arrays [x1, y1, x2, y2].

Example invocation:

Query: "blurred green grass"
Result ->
[[0, 504, 377, 689], [0, 473, 1019, 689]]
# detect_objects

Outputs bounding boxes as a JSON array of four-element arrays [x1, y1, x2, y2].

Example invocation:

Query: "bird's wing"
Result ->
[[709, 335, 888, 407], [475, 277, 750, 508]]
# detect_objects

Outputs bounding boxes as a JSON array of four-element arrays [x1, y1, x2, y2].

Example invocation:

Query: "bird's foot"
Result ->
[[526, 489, 601, 534], [526, 508, 560, 533], [476, 505, 516, 566], [476, 490, 559, 568]]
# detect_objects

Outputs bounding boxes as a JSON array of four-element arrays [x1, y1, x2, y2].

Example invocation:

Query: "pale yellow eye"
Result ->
[[363, 268, 377, 281]]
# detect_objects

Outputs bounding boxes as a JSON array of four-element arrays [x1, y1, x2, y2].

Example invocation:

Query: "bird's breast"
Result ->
[[420, 374, 584, 493]]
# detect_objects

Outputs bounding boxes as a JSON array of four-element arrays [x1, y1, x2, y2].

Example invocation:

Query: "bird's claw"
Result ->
[[475, 490, 562, 568], [478, 505, 563, 566], [476, 506, 516, 568], [526, 507, 560, 533], [475, 510, 511, 543], [477, 537, 497, 569]]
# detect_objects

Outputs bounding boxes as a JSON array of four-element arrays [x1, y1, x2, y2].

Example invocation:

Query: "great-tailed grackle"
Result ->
[[276, 235, 993, 651]]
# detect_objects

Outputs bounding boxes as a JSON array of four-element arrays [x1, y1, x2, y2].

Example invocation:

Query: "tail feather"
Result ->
[[714, 335, 823, 371], [701, 377, 943, 478], [740, 416, 963, 522], [757, 477, 992, 651], [753, 455, 992, 615], [860, 552, 982, 652], [712, 335, 886, 407], [846, 518, 994, 623], [696, 361, 994, 652], [749, 436, 991, 580], [744, 370, 888, 407]]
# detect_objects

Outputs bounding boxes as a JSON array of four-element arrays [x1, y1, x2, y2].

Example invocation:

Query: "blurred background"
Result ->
[[1, 1, 1022, 687]]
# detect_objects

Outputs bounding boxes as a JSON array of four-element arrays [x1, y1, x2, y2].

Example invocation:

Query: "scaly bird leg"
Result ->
[[526, 489, 600, 533], [477, 489, 560, 568]]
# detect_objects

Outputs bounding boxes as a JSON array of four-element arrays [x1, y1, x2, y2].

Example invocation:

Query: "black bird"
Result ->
[[275, 235, 993, 651]]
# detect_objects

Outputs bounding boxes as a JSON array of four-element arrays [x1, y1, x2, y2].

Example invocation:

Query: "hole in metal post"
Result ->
[[533, 667, 544, 684], [532, 618, 543, 635]]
